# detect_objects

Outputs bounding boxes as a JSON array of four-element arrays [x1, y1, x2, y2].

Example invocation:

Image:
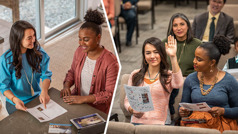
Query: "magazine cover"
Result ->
[[70, 113, 105, 129], [48, 123, 72, 134]]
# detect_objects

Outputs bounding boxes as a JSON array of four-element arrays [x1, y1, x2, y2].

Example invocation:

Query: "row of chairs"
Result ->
[[112, 0, 156, 53]]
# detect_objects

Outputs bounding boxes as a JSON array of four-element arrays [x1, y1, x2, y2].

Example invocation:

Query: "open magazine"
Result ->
[[26, 99, 67, 122], [124, 85, 154, 112]]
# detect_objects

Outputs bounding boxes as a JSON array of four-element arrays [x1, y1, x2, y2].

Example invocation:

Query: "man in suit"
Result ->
[[120, 0, 138, 46], [192, 0, 234, 43]]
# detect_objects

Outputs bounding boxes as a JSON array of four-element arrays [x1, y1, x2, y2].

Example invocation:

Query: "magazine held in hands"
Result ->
[[124, 84, 154, 112], [70, 113, 106, 134]]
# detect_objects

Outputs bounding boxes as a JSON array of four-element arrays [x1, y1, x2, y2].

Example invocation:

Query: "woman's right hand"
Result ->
[[179, 107, 191, 117], [60, 88, 71, 97], [128, 106, 144, 118], [13, 97, 27, 111]]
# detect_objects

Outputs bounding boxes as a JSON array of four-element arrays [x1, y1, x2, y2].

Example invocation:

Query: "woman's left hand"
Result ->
[[63, 96, 86, 104], [165, 35, 177, 57], [209, 107, 225, 117], [39, 92, 50, 109]]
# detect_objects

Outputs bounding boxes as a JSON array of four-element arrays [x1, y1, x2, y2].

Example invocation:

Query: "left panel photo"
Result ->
[[0, 0, 121, 133]]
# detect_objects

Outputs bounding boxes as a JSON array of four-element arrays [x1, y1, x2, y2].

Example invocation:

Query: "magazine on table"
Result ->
[[179, 102, 211, 111], [70, 113, 106, 134], [48, 123, 72, 134], [26, 99, 67, 122], [124, 84, 154, 112]]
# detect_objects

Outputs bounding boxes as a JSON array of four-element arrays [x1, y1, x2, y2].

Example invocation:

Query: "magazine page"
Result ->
[[179, 102, 211, 111], [27, 99, 67, 122], [124, 85, 154, 112]]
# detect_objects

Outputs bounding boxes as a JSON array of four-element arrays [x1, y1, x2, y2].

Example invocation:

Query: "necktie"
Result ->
[[209, 17, 216, 41]]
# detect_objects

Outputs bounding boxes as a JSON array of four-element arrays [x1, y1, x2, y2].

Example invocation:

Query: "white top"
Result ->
[[80, 56, 96, 96]]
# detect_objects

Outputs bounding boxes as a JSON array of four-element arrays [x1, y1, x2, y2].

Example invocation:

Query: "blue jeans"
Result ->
[[120, 7, 136, 43]]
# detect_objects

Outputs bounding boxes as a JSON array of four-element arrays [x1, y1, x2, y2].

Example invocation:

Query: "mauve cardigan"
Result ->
[[64, 46, 119, 114]]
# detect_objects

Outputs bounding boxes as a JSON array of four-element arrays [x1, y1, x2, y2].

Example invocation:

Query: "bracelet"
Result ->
[[11, 96, 16, 104]]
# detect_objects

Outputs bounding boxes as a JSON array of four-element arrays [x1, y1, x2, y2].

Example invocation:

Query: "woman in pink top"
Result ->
[[124, 36, 183, 125], [60, 9, 119, 114]]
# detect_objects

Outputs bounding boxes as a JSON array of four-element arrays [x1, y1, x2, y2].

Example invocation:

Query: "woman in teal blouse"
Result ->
[[0, 20, 52, 114]]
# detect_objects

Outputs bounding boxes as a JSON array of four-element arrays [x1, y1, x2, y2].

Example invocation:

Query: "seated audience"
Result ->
[[0, 20, 52, 114], [103, 0, 114, 27], [179, 35, 238, 133], [223, 37, 238, 71], [120, 0, 138, 46], [124, 36, 183, 125], [163, 13, 202, 117], [60, 9, 119, 114], [192, 0, 235, 43]]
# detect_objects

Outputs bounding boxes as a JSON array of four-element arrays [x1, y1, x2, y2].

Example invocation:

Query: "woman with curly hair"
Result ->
[[179, 35, 238, 132], [60, 9, 119, 114], [0, 20, 52, 114]]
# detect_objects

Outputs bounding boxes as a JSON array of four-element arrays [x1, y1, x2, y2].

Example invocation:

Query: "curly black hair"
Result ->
[[80, 9, 105, 35], [199, 35, 231, 64]]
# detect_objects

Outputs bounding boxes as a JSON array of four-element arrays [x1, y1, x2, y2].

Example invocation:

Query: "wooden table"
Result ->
[[0, 88, 108, 134]]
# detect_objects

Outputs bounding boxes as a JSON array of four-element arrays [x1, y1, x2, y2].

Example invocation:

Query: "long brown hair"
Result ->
[[5, 20, 42, 79], [132, 37, 171, 93]]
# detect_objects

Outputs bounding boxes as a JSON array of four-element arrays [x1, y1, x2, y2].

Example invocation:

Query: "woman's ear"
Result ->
[[96, 34, 101, 44], [211, 59, 217, 67]]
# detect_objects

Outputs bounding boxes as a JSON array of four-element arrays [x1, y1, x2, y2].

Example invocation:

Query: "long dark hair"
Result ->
[[199, 35, 230, 65], [132, 37, 171, 93], [167, 13, 193, 43], [5, 20, 42, 79]]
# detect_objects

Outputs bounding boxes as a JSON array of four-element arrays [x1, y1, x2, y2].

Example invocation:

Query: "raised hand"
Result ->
[[165, 35, 177, 57]]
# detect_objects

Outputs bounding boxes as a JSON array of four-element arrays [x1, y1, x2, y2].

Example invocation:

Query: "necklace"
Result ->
[[148, 69, 160, 82], [199, 71, 219, 96], [23, 68, 34, 96]]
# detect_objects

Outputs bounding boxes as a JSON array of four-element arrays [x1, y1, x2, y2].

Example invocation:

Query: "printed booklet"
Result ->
[[48, 123, 72, 134]]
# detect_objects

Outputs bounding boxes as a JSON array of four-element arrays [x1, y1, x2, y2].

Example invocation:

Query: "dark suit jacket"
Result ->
[[192, 12, 235, 43]]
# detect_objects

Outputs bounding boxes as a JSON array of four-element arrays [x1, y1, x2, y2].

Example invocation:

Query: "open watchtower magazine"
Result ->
[[124, 85, 154, 112], [26, 99, 67, 122], [179, 102, 211, 112]]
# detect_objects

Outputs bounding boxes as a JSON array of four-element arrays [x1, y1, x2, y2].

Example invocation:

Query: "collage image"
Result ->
[[0, 0, 238, 134]]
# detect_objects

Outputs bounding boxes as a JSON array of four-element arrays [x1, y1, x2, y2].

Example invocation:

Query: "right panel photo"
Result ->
[[105, 0, 238, 133]]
